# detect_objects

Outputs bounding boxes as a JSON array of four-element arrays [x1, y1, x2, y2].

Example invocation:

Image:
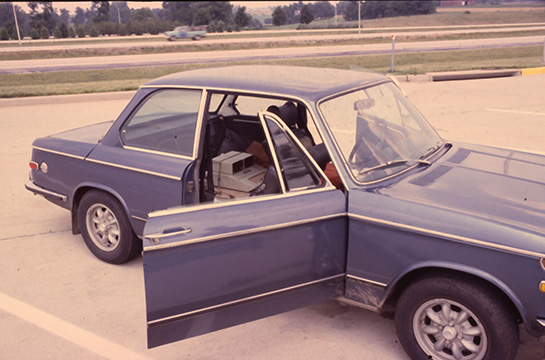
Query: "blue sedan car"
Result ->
[[27, 66, 545, 360]]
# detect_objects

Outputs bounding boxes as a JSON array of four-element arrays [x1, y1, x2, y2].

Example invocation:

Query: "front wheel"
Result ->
[[395, 275, 519, 360], [78, 190, 141, 264]]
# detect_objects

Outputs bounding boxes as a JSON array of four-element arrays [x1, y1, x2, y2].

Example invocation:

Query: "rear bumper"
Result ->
[[25, 181, 68, 202]]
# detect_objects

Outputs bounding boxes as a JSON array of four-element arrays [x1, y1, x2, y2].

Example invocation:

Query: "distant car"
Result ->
[[164, 25, 206, 41], [26, 66, 545, 360]]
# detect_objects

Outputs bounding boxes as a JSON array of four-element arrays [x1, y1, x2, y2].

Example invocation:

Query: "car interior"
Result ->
[[199, 93, 342, 203]]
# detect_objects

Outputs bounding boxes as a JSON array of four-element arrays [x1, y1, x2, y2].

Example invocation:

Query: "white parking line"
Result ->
[[0, 292, 150, 360], [486, 108, 545, 117]]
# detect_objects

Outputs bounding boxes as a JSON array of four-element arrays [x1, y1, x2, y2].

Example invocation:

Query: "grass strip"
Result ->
[[0, 46, 541, 98]]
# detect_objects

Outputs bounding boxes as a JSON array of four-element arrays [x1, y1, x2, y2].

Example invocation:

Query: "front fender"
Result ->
[[385, 260, 528, 329]]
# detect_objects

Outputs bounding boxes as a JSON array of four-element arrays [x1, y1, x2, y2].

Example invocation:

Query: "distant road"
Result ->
[[0, 35, 543, 75], [0, 24, 543, 53]]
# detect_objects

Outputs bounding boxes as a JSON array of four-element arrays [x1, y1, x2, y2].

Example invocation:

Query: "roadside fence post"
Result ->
[[391, 35, 396, 73], [542, 38, 545, 64]]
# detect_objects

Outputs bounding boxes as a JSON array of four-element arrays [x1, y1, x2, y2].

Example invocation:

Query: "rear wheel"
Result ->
[[395, 275, 519, 360], [78, 190, 141, 264]]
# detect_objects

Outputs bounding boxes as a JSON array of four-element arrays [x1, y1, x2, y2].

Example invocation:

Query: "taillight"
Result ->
[[29, 161, 39, 170]]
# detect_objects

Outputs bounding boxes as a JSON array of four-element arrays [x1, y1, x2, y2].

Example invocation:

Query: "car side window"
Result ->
[[121, 89, 202, 157]]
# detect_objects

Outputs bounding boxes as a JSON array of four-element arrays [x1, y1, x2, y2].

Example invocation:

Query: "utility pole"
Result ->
[[358, 1, 361, 34], [335, 1, 337, 27], [391, 35, 396, 73], [12, 2, 22, 46], [542, 38, 545, 64]]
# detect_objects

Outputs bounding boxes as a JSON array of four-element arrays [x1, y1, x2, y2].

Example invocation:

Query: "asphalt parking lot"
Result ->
[[1, 73, 544, 359]]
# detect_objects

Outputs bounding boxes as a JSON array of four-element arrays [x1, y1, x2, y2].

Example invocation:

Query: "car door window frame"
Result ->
[[259, 111, 327, 193], [120, 88, 205, 159]]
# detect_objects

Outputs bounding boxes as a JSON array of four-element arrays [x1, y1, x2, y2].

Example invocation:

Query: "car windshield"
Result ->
[[319, 81, 442, 183]]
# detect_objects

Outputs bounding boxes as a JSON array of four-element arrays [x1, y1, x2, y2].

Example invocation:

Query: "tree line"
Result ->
[[0, 1, 437, 41], [0, 1, 258, 40], [271, 1, 436, 27]]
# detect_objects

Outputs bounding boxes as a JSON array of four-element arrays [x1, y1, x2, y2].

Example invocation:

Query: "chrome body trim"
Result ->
[[145, 213, 345, 251], [349, 213, 545, 259], [148, 273, 344, 327], [84, 158, 181, 181], [32, 146, 85, 160], [25, 181, 68, 202], [346, 274, 388, 288], [537, 319, 545, 328], [122, 145, 194, 160], [131, 215, 147, 223]]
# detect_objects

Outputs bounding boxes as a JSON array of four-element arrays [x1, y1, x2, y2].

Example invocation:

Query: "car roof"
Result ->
[[143, 65, 389, 102]]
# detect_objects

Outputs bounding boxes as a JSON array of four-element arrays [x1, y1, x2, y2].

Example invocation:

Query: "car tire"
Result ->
[[169, 36, 176, 41], [78, 190, 141, 264], [193, 35, 201, 40], [395, 274, 519, 360]]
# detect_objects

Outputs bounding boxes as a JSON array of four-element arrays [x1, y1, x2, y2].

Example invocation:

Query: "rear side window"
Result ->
[[121, 89, 202, 157]]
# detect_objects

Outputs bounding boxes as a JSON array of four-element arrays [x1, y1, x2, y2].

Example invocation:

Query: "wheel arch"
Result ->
[[71, 184, 133, 236], [381, 262, 525, 327]]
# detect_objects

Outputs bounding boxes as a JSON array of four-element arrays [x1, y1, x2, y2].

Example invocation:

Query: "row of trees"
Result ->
[[0, 1, 257, 40], [0, 1, 438, 41], [271, 1, 436, 27]]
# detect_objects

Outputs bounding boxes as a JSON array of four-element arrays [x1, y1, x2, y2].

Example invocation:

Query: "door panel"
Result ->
[[143, 190, 346, 348]]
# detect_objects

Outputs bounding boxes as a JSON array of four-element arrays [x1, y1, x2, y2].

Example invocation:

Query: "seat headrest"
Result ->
[[267, 102, 298, 127]]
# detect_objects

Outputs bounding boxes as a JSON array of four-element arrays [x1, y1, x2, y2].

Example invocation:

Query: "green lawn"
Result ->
[[0, 46, 542, 98]]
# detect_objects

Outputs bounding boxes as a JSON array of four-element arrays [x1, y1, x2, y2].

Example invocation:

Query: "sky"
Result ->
[[15, 1, 307, 13]]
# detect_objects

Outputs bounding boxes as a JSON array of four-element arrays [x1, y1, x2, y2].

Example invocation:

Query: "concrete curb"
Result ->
[[0, 90, 135, 107], [397, 66, 545, 82]]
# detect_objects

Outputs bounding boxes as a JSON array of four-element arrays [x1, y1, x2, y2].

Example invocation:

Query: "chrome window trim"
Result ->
[[259, 111, 287, 194], [145, 212, 345, 251], [122, 145, 194, 160], [32, 146, 85, 160], [349, 213, 545, 259], [120, 88, 204, 159], [85, 158, 181, 181], [259, 110, 333, 191], [148, 185, 338, 218], [147, 273, 345, 327], [192, 89, 208, 159]]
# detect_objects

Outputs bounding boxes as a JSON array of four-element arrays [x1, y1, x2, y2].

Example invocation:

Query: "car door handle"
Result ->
[[145, 227, 192, 244]]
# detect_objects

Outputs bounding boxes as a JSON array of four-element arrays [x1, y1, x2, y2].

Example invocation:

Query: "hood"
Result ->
[[381, 143, 545, 246]]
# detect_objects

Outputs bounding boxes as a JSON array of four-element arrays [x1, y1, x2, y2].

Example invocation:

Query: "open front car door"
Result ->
[[142, 112, 347, 348]]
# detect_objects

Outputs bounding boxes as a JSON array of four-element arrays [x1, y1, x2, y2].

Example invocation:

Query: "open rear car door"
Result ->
[[142, 112, 347, 348]]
